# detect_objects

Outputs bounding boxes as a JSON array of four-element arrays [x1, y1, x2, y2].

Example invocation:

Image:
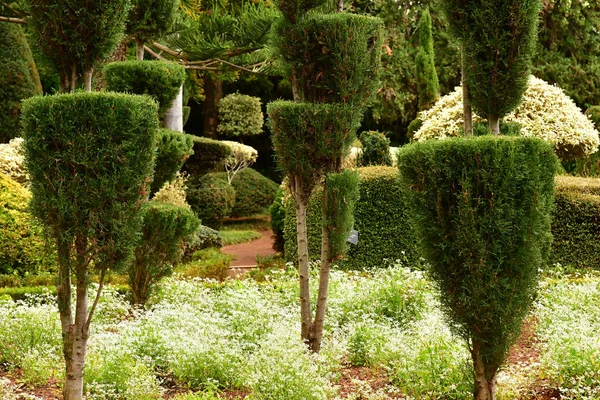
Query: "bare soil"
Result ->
[[222, 230, 275, 268]]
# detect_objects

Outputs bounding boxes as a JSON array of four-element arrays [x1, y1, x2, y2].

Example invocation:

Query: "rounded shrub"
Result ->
[[153, 129, 194, 194], [104, 60, 186, 115], [186, 174, 235, 229], [217, 93, 264, 137], [182, 136, 231, 177], [0, 23, 42, 143], [0, 172, 55, 276], [213, 168, 278, 218], [130, 200, 200, 306], [398, 136, 557, 396], [358, 131, 392, 167]]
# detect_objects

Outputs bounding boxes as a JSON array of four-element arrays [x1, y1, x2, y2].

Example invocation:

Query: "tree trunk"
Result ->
[[135, 38, 145, 61], [71, 64, 78, 93], [471, 341, 498, 400], [203, 74, 223, 137], [488, 117, 500, 135], [295, 185, 313, 345], [337, 0, 343, 12], [83, 68, 93, 92], [164, 85, 184, 132], [462, 48, 473, 137]]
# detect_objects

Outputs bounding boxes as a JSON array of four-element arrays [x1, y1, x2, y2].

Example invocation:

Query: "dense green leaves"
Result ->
[[153, 129, 194, 194], [0, 22, 42, 143], [213, 168, 278, 218], [217, 93, 264, 137], [104, 61, 186, 115], [182, 136, 231, 177], [398, 136, 556, 384], [21, 92, 159, 272], [415, 9, 439, 111], [126, 0, 180, 42], [186, 173, 235, 229], [358, 131, 392, 167], [323, 170, 360, 259]]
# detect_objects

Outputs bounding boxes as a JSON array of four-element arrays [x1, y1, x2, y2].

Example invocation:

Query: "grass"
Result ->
[[221, 215, 271, 232], [220, 230, 262, 246]]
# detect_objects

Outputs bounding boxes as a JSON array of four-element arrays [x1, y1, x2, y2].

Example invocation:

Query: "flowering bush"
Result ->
[[0, 138, 28, 186], [415, 76, 600, 159], [221, 141, 258, 184], [152, 173, 190, 210]]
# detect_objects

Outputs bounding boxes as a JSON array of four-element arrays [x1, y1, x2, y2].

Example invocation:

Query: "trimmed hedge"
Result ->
[[186, 173, 235, 229], [217, 93, 264, 137], [359, 131, 392, 166], [153, 129, 194, 193], [0, 172, 55, 275], [183, 136, 231, 177], [104, 60, 186, 115], [213, 168, 278, 217], [550, 176, 600, 269], [284, 166, 418, 269]]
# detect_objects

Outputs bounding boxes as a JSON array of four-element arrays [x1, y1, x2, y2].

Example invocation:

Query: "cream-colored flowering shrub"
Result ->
[[221, 140, 258, 184], [415, 76, 600, 159], [0, 138, 28, 186], [152, 172, 191, 210]]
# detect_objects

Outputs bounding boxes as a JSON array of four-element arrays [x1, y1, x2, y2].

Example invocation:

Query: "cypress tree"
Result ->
[[415, 9, 440, 111], [0, 22, 42, 143]]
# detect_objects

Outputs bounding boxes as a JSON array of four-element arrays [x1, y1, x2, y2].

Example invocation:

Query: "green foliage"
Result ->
[[220, 230, 261, 246], [270, 187, 285, 253], [358, 131, 392, 167], [21, 91, 159, 273], [0, 173, 55, 276], [104, 60, 186, 115], [415, 8, 439, 111], [182, 225, 224, 263], [275, 0, 327, 23], [323, 170, 360, 259], [153, 129, 194, 194], [398, 136, 556, 385], [267, 101, 362, 201], [186, 174, 235, 229], [126, 0, 180, 42], [217, 93, 264, 137], [178, 248, 231, 281], [275, 13, 383, 105], [27, 0, 130, 88], [130, 200, 200, 305], [183, 136, 231, 177], [461, 0, 541, 122], [550, 176, 600, 270], [213, 168, 278, 218], [407, 118, 423, 141], [284, 167, 418, 269], [587, 106, 600, 129], [0, 23, 42, 143]]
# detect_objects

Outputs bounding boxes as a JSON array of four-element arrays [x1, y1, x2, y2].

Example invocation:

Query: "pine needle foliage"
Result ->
[[104, 60, 186, 115], [359, 131, 392, 167], [126, 0, 180, 42], [398, 136, 556, 396], [275, 13, 383, 105], [415, 8, 439, 111], [153, 129, 194, 194], [217, 93, 264, 137], [323, 170, 359, 260]]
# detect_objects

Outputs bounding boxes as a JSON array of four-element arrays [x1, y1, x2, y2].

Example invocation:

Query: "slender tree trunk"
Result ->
[[291, 70, 301, 101], [135, 38, 145, 60], [59, 72, 68, 94], [203, 75, 223, 137], [337, 0, 343, 12], [471, 341, 498, 400], [295, 185, 313, 344], [71, 64, 78, 93], [488, 117, 500, 135], [164, 85, 184, 132], [83, 68, 93, 92], [462, 48, 473, 137]]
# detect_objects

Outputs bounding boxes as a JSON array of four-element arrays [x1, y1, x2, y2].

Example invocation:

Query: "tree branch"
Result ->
[[0, 15, 25, 24], [144, 45, 219, 70]]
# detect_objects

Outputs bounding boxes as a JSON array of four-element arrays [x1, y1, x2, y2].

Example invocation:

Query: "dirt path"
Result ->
[[222, 230, 276, 267]]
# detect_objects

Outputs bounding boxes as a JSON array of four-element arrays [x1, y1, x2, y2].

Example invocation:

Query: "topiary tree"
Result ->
[[26, 0, 131, 92], [213, 168, 279, 218], [217, 93, 264, 138], [126, 0, 180, 60], [460, 0, 542, 134], [221, 140, 258, 184], [0, 22, 42, 143], [22, 92, 158, 400], [358, 131, 392, 167], [186, 173, 236, 229], [415, 8, 439, 111], [182, 135, 231, 176], [152, 129, 194, 194]]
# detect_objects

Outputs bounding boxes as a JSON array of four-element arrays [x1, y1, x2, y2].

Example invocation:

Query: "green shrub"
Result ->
[[186, 174, 235, 229], [182, 225, 224, 263], [104, 60, 186, 115], [217, 93, 264, 137], [275, 13, 383, 105], [0, 173, 55, 276], [129, 200, 200, 305], [183, 136, 231, 177], [398, 136, 556, 395], [270, 188, 285, 253], [213, 168, 278, 218], [153, 129, 194, 194], [415, 8, 439, 111], [586, 106, 600, 129], [284, 167, 418, 269], [126, 0, 180, 43], [0, 23, 42, 143], [550, 176, 600, 270], [406, 118, 422, 141], [178, 248, 231, 281], [358, 131, 392, 167]]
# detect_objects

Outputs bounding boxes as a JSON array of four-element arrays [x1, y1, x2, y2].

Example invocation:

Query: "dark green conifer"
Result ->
[[415, 9, 440, 111]]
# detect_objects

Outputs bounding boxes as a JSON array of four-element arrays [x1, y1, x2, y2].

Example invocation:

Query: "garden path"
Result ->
[[222, 229, 275, 268]]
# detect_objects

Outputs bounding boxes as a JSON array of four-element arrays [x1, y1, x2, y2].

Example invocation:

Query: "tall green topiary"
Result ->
[[126, 0, 180, 60], [153, 129, 194, 194], [27, 0, 131, 92], [0, 22, 42, 143], [415, 9, 440, 111], [398, 136, 556, 400], [217, 93, 264, 137], [461, 0, 542, 134], [22, 92, 158, 400], [359, 131, 392, 166]]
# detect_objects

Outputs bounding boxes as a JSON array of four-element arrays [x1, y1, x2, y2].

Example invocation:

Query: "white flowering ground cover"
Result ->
[[0, 266, 599, 399]]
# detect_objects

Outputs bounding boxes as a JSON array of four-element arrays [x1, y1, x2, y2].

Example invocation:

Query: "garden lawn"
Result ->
[[0, 266, 598, 399]]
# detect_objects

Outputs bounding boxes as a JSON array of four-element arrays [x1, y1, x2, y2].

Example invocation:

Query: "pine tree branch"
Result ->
[[0, 15, 25, 24]]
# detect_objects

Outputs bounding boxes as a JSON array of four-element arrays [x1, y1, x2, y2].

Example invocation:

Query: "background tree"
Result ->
[[0, 21, 41, 143], [415, 8, 439, 111], [217, 93, 264, 138], [26, 0, 131, 92], [126, 0, 180, 60]]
